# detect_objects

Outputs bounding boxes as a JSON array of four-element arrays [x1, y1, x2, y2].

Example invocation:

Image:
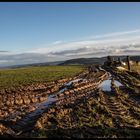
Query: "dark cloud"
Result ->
[[119, 44, 140, 50], [49, 47, 88, 56], [133, 44, 140, 48], [0, 51, 9, 52], [122, 49, 140, 53], [0, 43, 139, 67], [0, 52, 66, 67]]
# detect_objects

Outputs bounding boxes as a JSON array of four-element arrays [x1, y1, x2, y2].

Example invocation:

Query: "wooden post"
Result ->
[[136, 61, 139, 65], [107, 56, 112, 61], [118, 57, 121, 63], [107, 56, 112, 66], [126, 56, 131, 71]]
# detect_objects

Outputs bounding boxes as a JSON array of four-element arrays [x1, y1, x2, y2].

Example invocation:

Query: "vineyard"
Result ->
[[0, 65, 140, 138]]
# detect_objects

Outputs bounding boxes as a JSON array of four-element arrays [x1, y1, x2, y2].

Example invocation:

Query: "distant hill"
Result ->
[[4, 61, 64, 69], [59, 57, 106, 65], [59, 55, 140, 66], [1, 55, 140, 69], [122, 56, 140, 62]]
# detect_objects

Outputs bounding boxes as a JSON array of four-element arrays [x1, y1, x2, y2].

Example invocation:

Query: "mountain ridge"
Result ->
[[0, 55, 139, 69]]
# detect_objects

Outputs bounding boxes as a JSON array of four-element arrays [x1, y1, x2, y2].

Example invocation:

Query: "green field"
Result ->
[[0, 65, 84, 89], [124, 64, 140, 73], [131, 65, 140, 73]]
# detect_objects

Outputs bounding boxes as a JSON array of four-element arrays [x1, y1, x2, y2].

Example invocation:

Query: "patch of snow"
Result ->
[[116, 66, 127, 70]]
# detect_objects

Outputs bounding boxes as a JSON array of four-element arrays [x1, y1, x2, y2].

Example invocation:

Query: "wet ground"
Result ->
[[0, 66, 140, 138]]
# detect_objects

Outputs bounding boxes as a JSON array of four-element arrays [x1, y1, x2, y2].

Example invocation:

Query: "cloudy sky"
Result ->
[[0, 2, 140, 67]]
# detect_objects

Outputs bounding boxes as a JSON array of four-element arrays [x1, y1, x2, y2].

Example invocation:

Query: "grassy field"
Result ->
[[124, 64, 140, 73], [130, 65, 140, 73], [0, 65, 84, 89]]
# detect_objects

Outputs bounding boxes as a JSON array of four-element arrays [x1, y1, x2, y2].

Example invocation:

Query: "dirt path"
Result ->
[[1, 66, 140, 138], [0, 69, 108, 136]]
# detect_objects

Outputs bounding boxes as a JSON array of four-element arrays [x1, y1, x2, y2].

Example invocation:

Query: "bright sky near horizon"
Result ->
[[0, 2, 140, 66]]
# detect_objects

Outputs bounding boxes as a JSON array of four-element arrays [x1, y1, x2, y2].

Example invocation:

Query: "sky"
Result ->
[[0, 2, 140, 66]]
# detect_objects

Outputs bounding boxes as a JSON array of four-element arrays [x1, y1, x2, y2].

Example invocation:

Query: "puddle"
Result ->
[[5, 111, 21, 121], [64, 78, 83, 86], [99, 80, 112, 91], [57, 87, 67, 94], [55, 78, 85, 95], [8, 78, 95, 131], [19, 79, 86, 121], [98, 66, 123, 92], [10, 79, 85, 128], [98, 70, 112, 91], [23, 95, 57, 118], [99, 79, 123, 92], [114, 80, 123, 87], [9, 94, 58, 131], [99, 67, 106, 71]]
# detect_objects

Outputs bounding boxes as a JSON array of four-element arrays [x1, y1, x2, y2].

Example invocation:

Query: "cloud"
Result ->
[[88, 29, 140, 40], [49, 47, 88, 56], [0, 60, 10, 64], [28, 29, 140, 55], [0, 52, 68, 67], [0, 51, 9, 52], [0, 43, 139, 67], [52, 40, 63, 45], [0, 29, 140, 67], [0, 51, 10, 54]]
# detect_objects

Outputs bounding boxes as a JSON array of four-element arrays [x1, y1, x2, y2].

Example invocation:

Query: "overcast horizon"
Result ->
[[0, 2, 140, 67]]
